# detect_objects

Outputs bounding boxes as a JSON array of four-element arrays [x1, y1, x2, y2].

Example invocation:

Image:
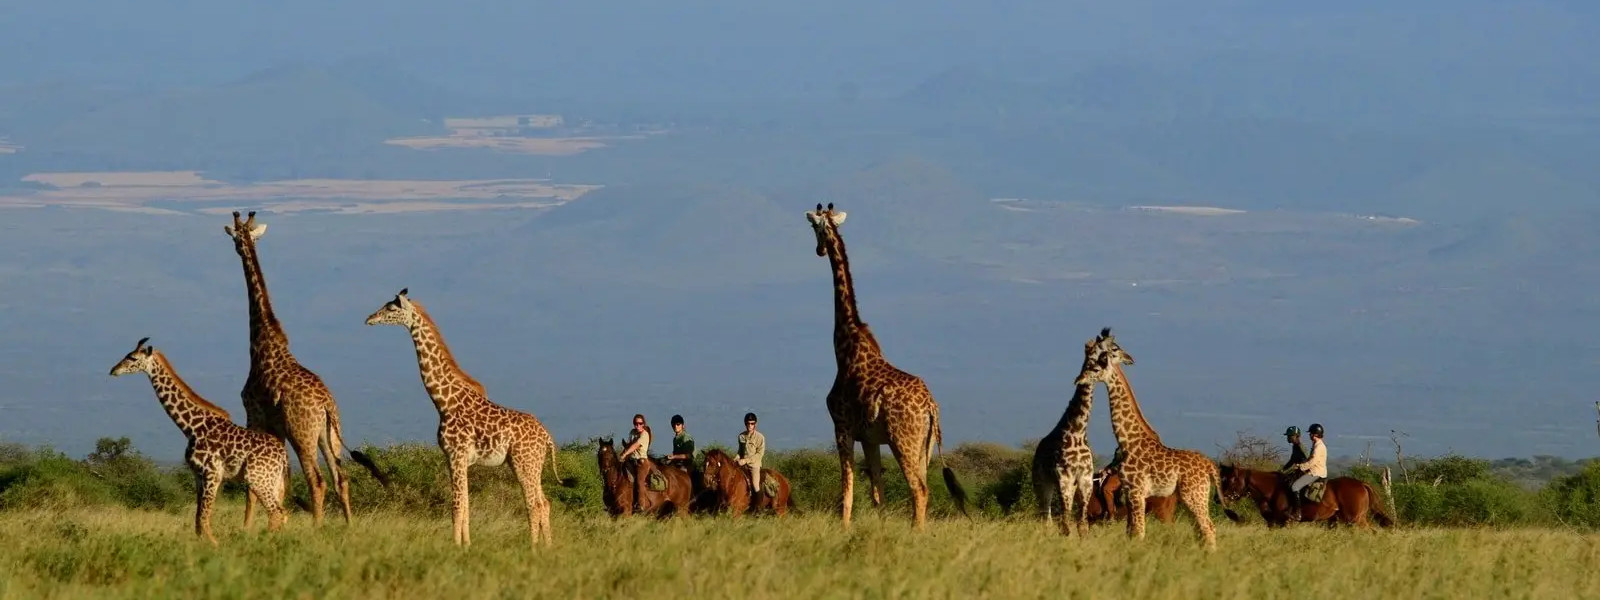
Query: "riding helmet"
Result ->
[[1308, 423, 1324, 436]]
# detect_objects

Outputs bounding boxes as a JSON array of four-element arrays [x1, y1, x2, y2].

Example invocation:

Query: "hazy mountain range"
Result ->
[[1, 1, 1597, 462]]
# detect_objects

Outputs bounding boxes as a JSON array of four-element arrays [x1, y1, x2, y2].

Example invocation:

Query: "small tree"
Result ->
[[1217, 430, 1283, 471]]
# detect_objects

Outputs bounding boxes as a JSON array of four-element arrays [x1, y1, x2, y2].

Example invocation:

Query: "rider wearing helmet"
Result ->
[[1280, 426, 1308, 473], [665, 414, 696, 468], [1287, 423, 1328, 519]]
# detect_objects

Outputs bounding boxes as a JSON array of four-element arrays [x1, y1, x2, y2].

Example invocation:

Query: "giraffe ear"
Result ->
[[222, 225, 234, 236], [249, 224, 267, 238], [829, 211, 847, 226], [805, 211, 820, 225]]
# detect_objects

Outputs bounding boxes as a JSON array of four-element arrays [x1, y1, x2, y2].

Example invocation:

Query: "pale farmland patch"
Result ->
[[0, 171, 601, 214]]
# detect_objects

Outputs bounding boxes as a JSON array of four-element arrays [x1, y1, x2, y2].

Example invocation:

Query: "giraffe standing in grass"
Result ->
[[224, 211, 386, 526], [1030, 334, 1109, 536], [109, 337, 289, 545], [365, 288, 559, 546], [1076, 328, 1238, 550], [804, 203, 966, 529]]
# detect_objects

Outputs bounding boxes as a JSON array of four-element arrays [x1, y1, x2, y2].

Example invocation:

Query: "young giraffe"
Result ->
[[365, 288, 559, 547], [1029, 332, 1114, 536], [224, 211, 385, 526], [805, 203, 966, 529], [109, 337, 290, 545], [1076, 328, 1238, 550]]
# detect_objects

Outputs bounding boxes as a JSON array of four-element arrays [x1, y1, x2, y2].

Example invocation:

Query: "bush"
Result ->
[[1541, 460, 1600, 527]]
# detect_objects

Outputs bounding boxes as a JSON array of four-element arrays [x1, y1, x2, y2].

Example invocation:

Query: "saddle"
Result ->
[[1298, 477, 1328, 504], [761, 476, 779, 498]]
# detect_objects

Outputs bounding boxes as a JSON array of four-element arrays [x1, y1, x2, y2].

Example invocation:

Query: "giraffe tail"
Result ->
[[930, 411, 969, 518], [1213, 463, 1243, 523], [328, 407, 391, 488], [548, 438, 575, 487]]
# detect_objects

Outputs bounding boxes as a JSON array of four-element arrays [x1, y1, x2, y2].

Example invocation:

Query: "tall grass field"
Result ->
[[3, 439, 1600, 598]]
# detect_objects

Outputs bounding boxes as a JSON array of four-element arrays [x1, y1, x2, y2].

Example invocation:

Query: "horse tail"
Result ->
[[329, 406, 390, 488], [930, 411, 969, 517], [1363, 481, 1396, 528], [1213, 463, 1243, 523]]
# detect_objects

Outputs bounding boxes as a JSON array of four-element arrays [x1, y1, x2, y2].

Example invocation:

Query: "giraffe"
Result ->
[[224, 211, 386, 526], [804, 202, 966, 529], [1029, 334, 1107, 536], [109, 337, 290, 545], [365, 288, 559, 546], [1076, 327, 1238, 550]]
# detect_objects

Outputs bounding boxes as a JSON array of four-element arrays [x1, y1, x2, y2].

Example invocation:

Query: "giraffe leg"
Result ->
[[195, 469, 221, 546], [509, 448, 548, 547], [1179, 482, 1218, 550], [862, 442, 886, 508], [1054, 471, 1074, 536], [318, 421, 353, 524], [834, 429, 857, 529], [1073, 475, 1093, 538], [1126, 489, 1148, 540], [887, 440, 929, 530], [447, 456, 472, 546], [288, 433, 327, 526], [243, 486, 256, 529], [245, 463, 288, 533]]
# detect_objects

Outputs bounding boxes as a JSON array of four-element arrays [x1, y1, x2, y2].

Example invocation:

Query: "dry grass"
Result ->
[[1, 505, 1597, 599], [0, 172, 601, 215]]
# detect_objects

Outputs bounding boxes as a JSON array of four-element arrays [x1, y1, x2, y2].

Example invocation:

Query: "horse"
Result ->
[[700, 448, 793, 517], [1085, 468, 1178, 524], [1217, 464, 1394, 529], [594, 437, 694, 518]]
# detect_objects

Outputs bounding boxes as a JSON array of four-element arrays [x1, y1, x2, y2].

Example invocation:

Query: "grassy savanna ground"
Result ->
[[0, 171, 601, 214], [2, 505, 1598, 600]]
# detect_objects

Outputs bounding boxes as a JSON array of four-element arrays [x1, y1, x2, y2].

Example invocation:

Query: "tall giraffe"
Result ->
[[804, 203, 966, 529], [1076, 328, 1237, 550], [224, 211, 385, 526], [1029, 333, 1114, 536], [365, 288, 559, 546], [109, 337, 290, 545]]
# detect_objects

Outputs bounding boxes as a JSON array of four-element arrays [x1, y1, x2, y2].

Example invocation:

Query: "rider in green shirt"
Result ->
[[666, 414, 696, 469]]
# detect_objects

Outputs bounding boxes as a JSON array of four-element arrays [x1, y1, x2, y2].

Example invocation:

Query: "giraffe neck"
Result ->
[[1053, 381, 1096, 435], [402, 304, 488, 414], [235, 240, 289, 361], [1104, 362, 1162, 447], [141, 353, 235, 439], [822, 229, 879, 370]]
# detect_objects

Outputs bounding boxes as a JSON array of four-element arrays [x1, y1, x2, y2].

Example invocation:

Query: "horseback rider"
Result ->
[[665, 414, 696, 470], [735, 412, 766, 498], [1285, 423, 1328, 520], [1281, 426, 1308, 472], [618, 414, 654, 513]]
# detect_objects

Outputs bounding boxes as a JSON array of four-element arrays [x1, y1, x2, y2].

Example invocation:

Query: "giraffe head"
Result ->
[[804, 202, 848, 257], [364, 288, 420, 328], [108, 337, 158, 377], [222, 211, 268, 252], [1074, 327, 1135, 386]]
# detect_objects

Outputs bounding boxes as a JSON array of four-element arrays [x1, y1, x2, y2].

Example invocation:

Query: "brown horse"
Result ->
[[700, 449, 793, 517], [1218, 464, 1394, 529], [595, 437, 694, 518], [1085, 468, 1178, 524]]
